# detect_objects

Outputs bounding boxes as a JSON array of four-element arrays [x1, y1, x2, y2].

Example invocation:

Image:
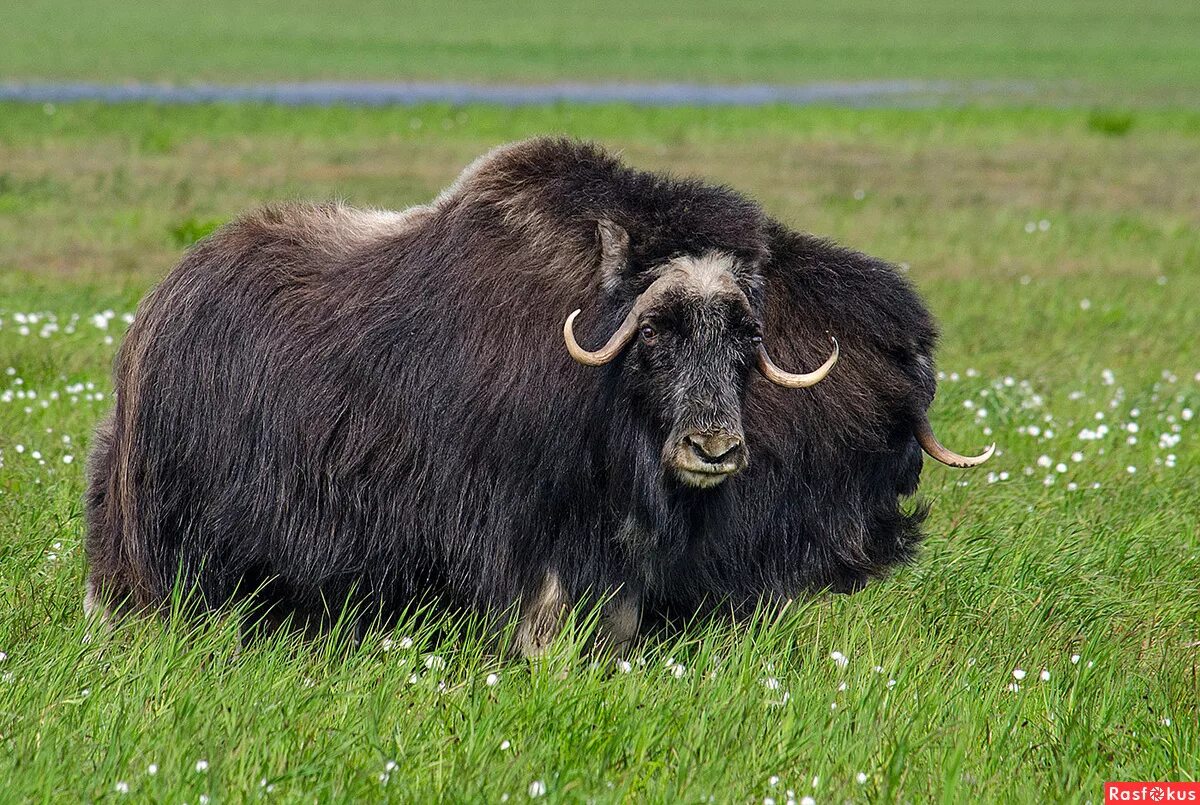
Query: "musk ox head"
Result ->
[[563, 220, 838, 488], [563, 220, 994, 489]]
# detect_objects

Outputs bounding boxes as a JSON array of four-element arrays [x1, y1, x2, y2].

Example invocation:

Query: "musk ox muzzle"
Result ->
[[669, 430, 748, 487]]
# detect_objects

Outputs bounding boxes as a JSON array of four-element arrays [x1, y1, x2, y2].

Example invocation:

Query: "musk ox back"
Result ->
[[84, 138, 991, 653]]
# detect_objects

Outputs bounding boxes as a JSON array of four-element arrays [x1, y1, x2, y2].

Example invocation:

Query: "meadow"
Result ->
[[3, 4, 1200, 798], [0, 99, 1197, 802]]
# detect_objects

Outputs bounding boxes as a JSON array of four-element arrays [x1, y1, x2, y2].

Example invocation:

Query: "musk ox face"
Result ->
[[564, 222, 841, 489], [624, 253, 757, 488]]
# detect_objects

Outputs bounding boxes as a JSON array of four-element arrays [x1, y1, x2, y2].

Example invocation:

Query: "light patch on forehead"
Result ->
[[662, 251, 748, 303]]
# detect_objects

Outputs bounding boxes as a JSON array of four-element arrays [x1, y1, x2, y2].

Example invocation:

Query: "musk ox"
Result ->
[[84, 137, 991, 654]]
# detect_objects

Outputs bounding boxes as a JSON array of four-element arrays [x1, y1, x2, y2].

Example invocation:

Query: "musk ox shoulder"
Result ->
[[84, 137, 991, 653]]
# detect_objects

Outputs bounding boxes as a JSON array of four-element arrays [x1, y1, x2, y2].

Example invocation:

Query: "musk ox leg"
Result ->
[[81, 578, 115, 644], [514, 570, 569, 658], [82, 579, 106, 620], [598, 588, 642, 654]]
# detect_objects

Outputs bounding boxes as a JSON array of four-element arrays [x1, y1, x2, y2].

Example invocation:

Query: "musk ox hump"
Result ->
[[436, 137, 772, 279]]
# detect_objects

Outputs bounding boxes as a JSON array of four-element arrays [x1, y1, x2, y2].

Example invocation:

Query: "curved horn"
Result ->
[[757, 336, 839, 388], [915, 414, 995, 468], [563, 308, 640, 366]]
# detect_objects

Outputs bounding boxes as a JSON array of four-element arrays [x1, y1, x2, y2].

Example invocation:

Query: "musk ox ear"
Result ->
[[596, 219, 630, 294]]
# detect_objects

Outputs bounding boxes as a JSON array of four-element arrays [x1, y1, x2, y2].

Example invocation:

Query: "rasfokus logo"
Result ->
[[1106, 783, 1200, 803]]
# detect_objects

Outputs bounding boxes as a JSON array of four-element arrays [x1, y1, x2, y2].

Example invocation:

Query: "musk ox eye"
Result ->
[[639, 325, 658, 342]]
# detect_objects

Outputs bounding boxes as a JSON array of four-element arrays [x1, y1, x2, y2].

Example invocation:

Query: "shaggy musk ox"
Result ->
[[84, 137, 992, 653]]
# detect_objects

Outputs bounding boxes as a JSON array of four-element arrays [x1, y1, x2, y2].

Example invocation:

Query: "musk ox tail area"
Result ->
[[82, 410, 130, 621]]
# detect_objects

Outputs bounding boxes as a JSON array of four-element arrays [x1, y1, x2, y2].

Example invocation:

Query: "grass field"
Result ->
[[0, 100, 1197, 801], [4, 0, 1200, 102]]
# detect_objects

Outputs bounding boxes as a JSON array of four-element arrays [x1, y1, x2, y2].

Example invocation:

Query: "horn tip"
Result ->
[[958, 442, 996, 468]]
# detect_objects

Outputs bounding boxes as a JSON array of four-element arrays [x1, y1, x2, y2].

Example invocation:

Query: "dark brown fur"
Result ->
[[84, 138, 938, 640]]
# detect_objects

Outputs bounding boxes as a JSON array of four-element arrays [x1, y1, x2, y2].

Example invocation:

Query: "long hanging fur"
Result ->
[[84, 138, 938, 633]]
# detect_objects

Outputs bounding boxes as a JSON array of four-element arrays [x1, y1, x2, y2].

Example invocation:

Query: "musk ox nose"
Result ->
[[673, 431, 748, 488], [684, 433, 744, 465]]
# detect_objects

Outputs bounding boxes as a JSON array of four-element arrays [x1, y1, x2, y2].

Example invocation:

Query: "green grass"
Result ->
[[1, 102, 1198, 801], [4, 0, 1200, 101]]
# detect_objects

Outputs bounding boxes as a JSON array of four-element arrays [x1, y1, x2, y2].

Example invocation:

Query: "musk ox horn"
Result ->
[[915, 414, 995, 468], [757, 336, 839, 388], [563, 308, 641, 366]]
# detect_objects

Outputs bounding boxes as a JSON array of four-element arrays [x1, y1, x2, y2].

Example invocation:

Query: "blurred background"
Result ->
[[2, 0, 1197, 290], [2, 0, 1196, 94]]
